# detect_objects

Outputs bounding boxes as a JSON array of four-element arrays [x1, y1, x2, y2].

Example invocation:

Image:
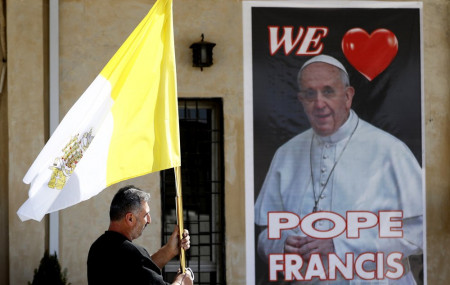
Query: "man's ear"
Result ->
[[125, 212, 134, 225], [345, 86, 355, 108]]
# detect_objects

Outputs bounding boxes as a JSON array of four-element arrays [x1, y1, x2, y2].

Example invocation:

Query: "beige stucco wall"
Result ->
[[3, 0, 449, 284], [423, 0, 450, 283], [0, 24, 8, 285], [6, 0, 49, 284], [0, 2, 8, 280]]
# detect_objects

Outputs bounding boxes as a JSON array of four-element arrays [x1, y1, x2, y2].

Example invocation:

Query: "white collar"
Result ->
[[315, 110, 359, 144]]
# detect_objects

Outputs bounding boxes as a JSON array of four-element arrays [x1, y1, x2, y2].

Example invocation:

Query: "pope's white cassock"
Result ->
[[254, 110, 423, 284]]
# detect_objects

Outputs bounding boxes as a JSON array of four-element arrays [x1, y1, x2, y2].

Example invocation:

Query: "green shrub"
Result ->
[[28, 251, 70, 285]]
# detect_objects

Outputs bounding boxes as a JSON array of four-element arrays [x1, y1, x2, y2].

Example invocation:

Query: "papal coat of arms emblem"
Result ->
[[48, 129, 94, 189]]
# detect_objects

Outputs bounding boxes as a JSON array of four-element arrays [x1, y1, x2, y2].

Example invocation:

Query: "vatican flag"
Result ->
[[17, 0, 180, 222]]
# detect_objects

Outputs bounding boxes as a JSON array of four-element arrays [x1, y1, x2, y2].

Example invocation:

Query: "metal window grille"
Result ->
[[161, 98, 226, 285]]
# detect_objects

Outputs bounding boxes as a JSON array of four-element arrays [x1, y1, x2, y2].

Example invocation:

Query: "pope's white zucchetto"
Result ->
[[300, 54, 348, 76]]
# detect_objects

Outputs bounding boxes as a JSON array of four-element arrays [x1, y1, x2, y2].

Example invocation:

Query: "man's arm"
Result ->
[[151, 226, 190, 269]]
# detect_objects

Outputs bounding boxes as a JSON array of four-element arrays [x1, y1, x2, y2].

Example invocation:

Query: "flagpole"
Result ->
[[174, 166, 186, 273]]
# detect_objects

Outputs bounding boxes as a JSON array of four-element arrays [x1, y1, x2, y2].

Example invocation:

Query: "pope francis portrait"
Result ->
[[254, 55, 423, 285]]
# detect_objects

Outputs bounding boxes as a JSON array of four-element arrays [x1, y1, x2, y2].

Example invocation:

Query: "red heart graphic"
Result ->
[[342, 28, 398, 81]]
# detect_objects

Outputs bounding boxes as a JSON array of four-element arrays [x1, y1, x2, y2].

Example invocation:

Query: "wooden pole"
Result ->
[[174, 166, 186, 273]]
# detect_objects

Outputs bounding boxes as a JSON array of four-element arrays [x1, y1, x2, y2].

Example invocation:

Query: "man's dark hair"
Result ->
[[109, 185, 151, 221]]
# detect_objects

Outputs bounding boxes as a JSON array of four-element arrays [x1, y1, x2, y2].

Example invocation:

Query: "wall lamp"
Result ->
[[190, 34, 216, 71]]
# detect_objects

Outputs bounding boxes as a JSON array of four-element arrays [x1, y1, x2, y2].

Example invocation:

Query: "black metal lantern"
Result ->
[[190, 34, 216, 71]]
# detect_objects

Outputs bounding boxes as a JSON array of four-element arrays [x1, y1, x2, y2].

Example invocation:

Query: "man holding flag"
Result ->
[[87, 185, 194, 285], [17, 0, 191, 281]]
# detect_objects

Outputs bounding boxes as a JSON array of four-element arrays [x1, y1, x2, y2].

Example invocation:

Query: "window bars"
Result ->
[[161, 99, 225, 285]]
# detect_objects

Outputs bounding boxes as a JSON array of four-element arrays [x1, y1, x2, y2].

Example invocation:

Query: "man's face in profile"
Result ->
[[130, 201, 151, 240], [298, 63, 354, 136]]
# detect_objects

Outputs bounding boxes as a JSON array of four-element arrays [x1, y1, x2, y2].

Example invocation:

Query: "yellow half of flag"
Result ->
[[101, 0, 179, 185], [17, 0, 180, 222]]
